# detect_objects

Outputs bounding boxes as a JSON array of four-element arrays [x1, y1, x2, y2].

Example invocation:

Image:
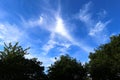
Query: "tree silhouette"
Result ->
[[88, 35, 120, 80], [0, 42, 47, 80], [48, 54, 87, 80]]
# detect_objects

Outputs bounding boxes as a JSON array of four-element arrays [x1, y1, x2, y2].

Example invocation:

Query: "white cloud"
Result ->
[[41, 14, 93, 55], [23, 16, 44, 27], [22, 13, 74, 55], [54, 15, 72, 40], [54, 14, 92, 52], [89, 20, 111, 36], [79, 1, 111, 43], [0, 23, 24, 45], [41, 31, 71, 56], [79, 1, 93, 27], [20, 1, 94, 59]]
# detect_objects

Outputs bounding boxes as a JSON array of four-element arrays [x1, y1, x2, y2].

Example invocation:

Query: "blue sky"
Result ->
[[0, 0, 120, 67]]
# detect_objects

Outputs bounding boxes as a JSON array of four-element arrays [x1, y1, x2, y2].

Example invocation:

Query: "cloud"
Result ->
[[55, 15, 72, 40], [21, 7, 74, 55], [79, 1, 93, 27], [27, 16, 44, 27], [53, 15, 93, 52], [79, 1, 111, 43], [89, 20, 111, 36], [22, 15, 44, 28], [41, 31, 72, 56], [41, 33, 57, 55], [41, 13, 93, 55], [0, 22, 32, 51], [22, 1, 94, 55], [0, 23, 24, 45], [39, 13, 73, 55]]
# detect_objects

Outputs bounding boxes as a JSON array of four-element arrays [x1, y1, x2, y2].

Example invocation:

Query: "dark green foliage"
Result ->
[[48, 54, 87, 80], [0, 42, 47, 80], [88, 35, 120, 80]]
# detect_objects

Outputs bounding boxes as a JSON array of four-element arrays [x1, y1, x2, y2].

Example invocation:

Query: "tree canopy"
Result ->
[[47, 54, 87, 80], [88, 35, 120, 80], [0, 42, 47, 80]]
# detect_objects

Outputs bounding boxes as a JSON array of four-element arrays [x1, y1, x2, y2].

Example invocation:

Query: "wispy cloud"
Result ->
[[79, 1, 93, 27], [41, 10, 93, 54], [54, 15, 72, 40], [22, 1, 94, 55], [89, 20, 111, 36], [79, 1, 111, 43], [0, 23, 24, 45], [27, 16, 44, 27], [41, 33, 57, 55]]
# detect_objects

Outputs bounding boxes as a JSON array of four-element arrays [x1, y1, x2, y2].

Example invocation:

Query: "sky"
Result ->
[[0, 0, 120, 68]]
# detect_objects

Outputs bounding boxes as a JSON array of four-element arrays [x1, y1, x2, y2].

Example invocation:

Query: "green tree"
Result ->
[[48, 54, 87, 80], [88, 35, 120, 80], [0, 42, 47, 80]]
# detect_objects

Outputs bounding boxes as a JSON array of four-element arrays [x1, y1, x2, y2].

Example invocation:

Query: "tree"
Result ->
[[0, 42, 47, 80], [48, 54, 87, 80], [88, 35, 120, 80]]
